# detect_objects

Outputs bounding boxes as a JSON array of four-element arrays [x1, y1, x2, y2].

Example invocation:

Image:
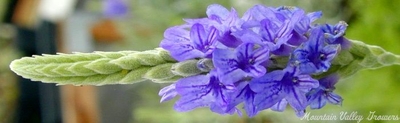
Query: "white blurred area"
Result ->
[[38, 0, 77, 22]]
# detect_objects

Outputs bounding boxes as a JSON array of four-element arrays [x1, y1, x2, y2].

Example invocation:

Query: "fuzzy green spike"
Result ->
[[9, 49, 212, 86], [332, 39, 400, 78], [349, 40, 400, 68]]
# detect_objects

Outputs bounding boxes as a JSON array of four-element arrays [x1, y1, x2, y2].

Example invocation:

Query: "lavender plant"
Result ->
[[9, 4, 400, 118]]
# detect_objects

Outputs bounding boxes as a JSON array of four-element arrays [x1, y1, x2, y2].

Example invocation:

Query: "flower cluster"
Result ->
[[159, 4, 346, 117]]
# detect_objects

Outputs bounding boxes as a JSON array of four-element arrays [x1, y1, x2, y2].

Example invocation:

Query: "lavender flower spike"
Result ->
[[249, 66, 319, 117], [160, 23, 219, 61], [213, 43, 269, 84], [291, 27, 340, 74]]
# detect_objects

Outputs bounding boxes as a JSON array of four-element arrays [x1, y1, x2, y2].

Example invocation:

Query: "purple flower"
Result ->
[[103, 0, 129, 18], [212, 43, 269, 84], [307, 74, 343, 109], [168, 71, 237, 114], [160, 23, 219, 61], [249, 66, 319, 117], [184, 4, 248, 48], [321, 21, 351, 49], [291, 28, 339, 74], [276, 6, 322, 46], [237, 5, 305, 56], [158, 4, 348, 118]]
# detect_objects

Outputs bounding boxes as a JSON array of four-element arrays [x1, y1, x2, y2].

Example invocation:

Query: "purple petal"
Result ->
[[296, 110, 306, 117], [237, 30, 264, 44], [160, 40, 204, 61], [308, 28, 325, 52], [271, 99, 288, 112], [336, 37, 351, 50], [294, 17, 310, 34], [296, 75, 319, 89], [276, 20, 293, 39], [285, 87, 307, 115], [260, 18, 279, 41], [289, 9, 305, 26], [230, 82, 258, 117], [326, 92, 343, 105], [252, 46, 270, 64], [213, 48, 247, 84], [248, 65, 266, 77], [219, 30, 242, 47], [190, 24, 208, 50], [163, 26, 190, 41], [319, 62, 331, 72], [228, 82, 248, 108], [299, 62, 317, 74], [174, 74, 226, 112], [206, 4, 230, 19], [319, 73, 339, 88], [250, 71, 286, 110], [183, 18, 210, 25], [307, 89, 326, 109], [174, 94, 213, 112], [159, 84, 178, 102], [310, 96, 327, 109], [250, 5, 277, 21], [271, 43, 294, 56], [236, 43, 254, 61], [287, 32, 306, 46], [307, 11, 322, 22], [212, 48, 237, 67], [224, 8, 239, 26], [219, 69, 247, 84], [249, 70, 285, 92], [322, 44, 340, 61], [241, 8, 252, 21], [253, 88, 285, 110], [175, 75, 210, 95], [160, 26, 206, 61]]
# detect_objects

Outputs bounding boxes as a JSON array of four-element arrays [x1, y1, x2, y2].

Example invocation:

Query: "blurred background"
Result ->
[[0, 0, 400, 123]]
